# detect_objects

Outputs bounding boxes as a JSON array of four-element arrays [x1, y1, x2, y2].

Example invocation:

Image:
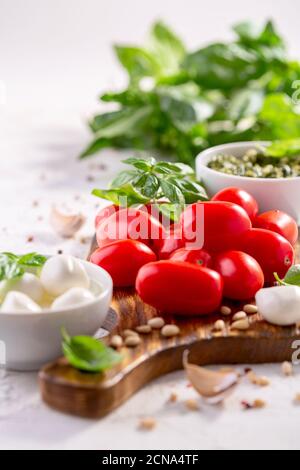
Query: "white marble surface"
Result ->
[[0, 107, 300, 450], [1, 0, 300, 450]]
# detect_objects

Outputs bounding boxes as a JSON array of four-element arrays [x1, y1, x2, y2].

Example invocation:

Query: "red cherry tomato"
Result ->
[[136, 261, 223, 316], [213, 251, 264, 300], [158, 224, 184, 259], [254, 210, 298, 247], [90, 240, 156, 287], [212, 187, 259, 221], [241, 228, 295, 283], [96, 208, 166, 254], [95, 204, 120, 229], [169, 248, 212, 268], [181, 201, 251, 253]]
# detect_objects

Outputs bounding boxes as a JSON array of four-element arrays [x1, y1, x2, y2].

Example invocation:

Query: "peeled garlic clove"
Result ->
[[50, 206, 86, 238], [256, 286, 300, 326], [1, 273, 45, 303], [40, 255, 89, 297], [51, 287, 95, 310], [1, 291, 42, 313], [183, 351, 238, 398]]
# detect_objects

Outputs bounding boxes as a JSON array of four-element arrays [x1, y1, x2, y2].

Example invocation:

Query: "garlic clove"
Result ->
[[50, 206, 86, 238], [1, 291, 42, 313], [51, 287, 95, 310], [183, 351, 239, 399]]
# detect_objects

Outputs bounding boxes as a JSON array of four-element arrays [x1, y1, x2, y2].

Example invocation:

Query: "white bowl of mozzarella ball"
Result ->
[[0, 255, 113, 370]]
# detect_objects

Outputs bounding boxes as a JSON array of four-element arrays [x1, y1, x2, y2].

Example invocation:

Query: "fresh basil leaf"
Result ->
[[141, 173, 160, 198], [160, 179, 185, 206], [89, 109, 138, 133], [122, 157, 156, 171], [92, 184, 149, 207], [156, 203, 182, 222], [283, 265, 300, 286], [149, 21, 186, 75], [228, 89, 264, 121], [110, 170, 141, 188], [18, 253, 47, 267], [62, 328, 122, 373], [258, 94, 300, 140], [154, 161, 183, 174], [114, 46, 160, 81], [265, 139, 300, 158]]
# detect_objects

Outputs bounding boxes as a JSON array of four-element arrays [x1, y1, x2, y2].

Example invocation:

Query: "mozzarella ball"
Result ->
[[51, 287, 95, 310], [0, 273, 45, 303], [40, 255, 89, 297], [1, 291, 42, 313]]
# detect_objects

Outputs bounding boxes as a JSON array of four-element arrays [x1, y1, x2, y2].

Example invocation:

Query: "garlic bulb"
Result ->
[[1, 291, 42, 313], [51, 287, 95, 310], [40, 255, 89, 297], [256, 285, 300, 326]]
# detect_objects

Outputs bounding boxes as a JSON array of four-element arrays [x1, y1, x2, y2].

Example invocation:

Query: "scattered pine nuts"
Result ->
[[161, 324, 180, 338], [243, 304, 258, 314], [232, 311, 247, 321], [148, 317, 165, 329], [136, 325, 152, 334], [139, 417, 157, 430], [247, 371, 270, 387], [282, 361, 293, 376], [213, 319, 226, 331], [125, 335, 141, 347], [110, 335, 123, 349], [241, 399, 266, 410], [185, 399, 199, 411], [220, 306, 232, 316], [231, 318, 250, 331], [123, 329, 138, 338]]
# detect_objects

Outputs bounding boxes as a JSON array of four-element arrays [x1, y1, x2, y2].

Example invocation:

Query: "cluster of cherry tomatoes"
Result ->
[[90, 187, 298, 316]]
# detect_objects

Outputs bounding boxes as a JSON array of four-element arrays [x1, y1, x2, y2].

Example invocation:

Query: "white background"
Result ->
[[0, 0, 300, 451]]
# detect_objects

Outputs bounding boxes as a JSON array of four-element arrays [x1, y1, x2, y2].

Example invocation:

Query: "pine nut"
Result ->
[[220, 306, 232, 316], [247, 371, 270, 387], [282, 361, 293, 376], [161, 324, 180, 338], [231, 318, 250, 331], [168, 392, 178, 403], [185, 399, 199, 411], [123, 329, 138, 338], [253, 399, 266, 409], [213, 319, 226, 331], [139, 417, 157, 430], [233, 311, 247, 321], [136, 325, 152, 334], [148, 317, 165, 329], [243, 304, 258, 314], [125, 335, 141, 347], [110, 335, 123, 348]]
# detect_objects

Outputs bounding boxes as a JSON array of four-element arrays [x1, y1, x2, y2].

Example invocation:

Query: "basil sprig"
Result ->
[[274, 265, 300, 286], [61, 328, 122, 373], [0, 252, 47, 282], [92, 156, 208, 220]]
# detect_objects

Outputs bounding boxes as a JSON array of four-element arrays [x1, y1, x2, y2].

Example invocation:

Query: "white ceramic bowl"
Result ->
[[0, 259, 113, 371], [196, 142, 300, 224]]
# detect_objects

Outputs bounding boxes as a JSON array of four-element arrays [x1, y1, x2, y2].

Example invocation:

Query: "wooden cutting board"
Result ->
[[39, 238, 300, 418]]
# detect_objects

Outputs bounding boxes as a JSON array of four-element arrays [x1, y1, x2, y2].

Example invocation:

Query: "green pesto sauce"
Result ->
[[208, 149, 300, 178]]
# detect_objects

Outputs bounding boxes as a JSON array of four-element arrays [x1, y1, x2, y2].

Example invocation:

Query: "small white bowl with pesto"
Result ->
[[196, 141, 300, 224], [0, 253, 113, 371]]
